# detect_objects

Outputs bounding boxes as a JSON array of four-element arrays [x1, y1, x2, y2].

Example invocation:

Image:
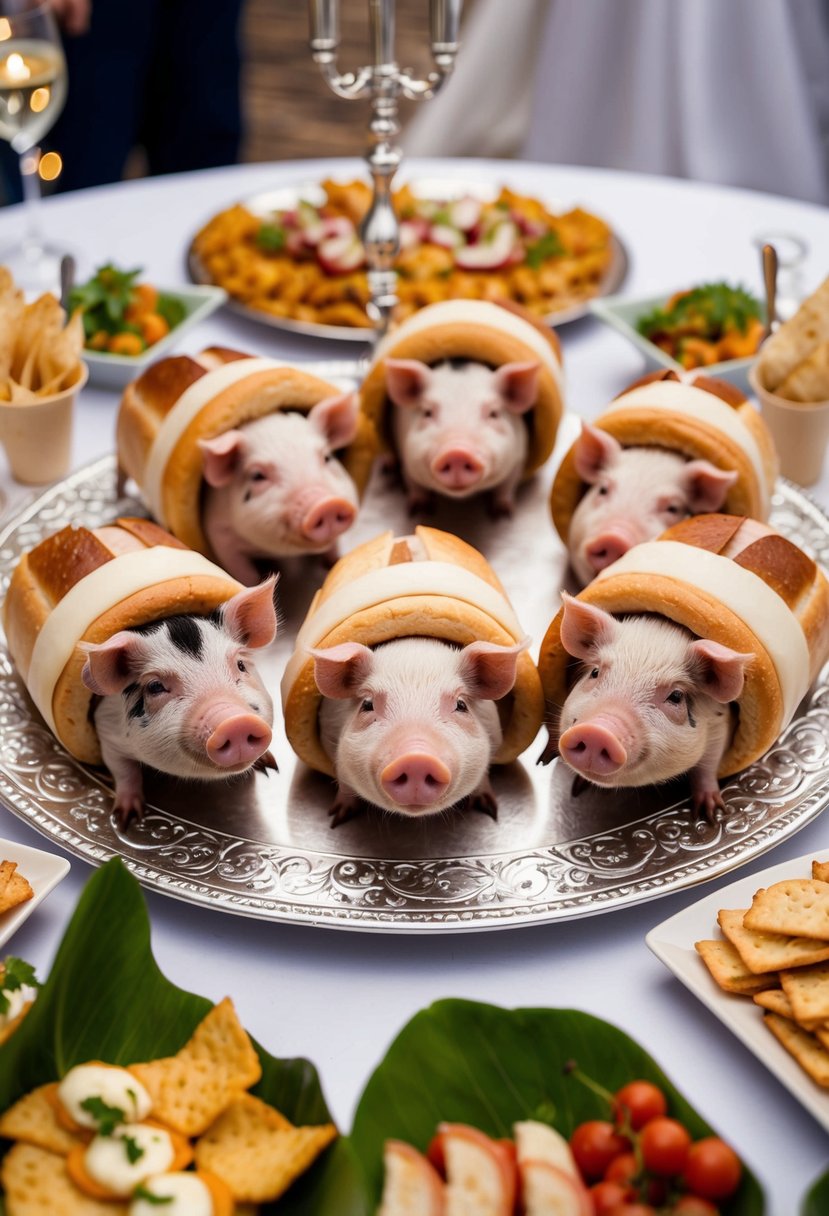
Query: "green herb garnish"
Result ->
[[132, 1184, 173, 1205], [79, 1095, 126, 1136], [257, 223, 287, 253], [68, 263, 143, 340], [122, 1133, 145, 1164], [637, 281, 762, 342], [0, 957, 39, 1017], [525, 230, 565, 268], [155, 293, 186, 330]]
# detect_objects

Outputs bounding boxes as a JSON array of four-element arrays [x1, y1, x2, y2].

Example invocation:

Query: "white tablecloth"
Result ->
[[1, 159, 828, 1213]]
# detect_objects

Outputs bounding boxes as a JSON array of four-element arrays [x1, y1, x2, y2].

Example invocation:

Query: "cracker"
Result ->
[[0, 1084, 79, 1155], [764, 1012, 829, 1087], [743, 879, 829, 941], [717, 907, 829, 972], [694, 938, 778, 995], [781, 962, 829, 1023], [813, 860, 829, 884], [0, 1142, 128, 1215], [0, 861, 33, 914], [194, 1093, 337, 1204], [128, 997, 262, 1136]]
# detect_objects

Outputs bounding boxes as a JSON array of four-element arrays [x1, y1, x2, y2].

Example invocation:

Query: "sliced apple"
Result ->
[[453, 222, 520, 271], [378, 1140, 445, 1216], [449, 197, 483, 232], [518, 1161, 592, 1216], [317, 233, 365, 274], [400, 218, 430, 249], [429, 223, 464, 249], [513, 1121, 581, 1181], [435, 1123, 516, 1216]]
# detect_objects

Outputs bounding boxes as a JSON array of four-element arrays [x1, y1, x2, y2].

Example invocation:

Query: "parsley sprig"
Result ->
[[637, 282, 762, 342], [79, 1095, 126, 1137], [122, 1133, 145, 1164], [0, 957, 39, 1017], [132, 1185, 173, 1205]]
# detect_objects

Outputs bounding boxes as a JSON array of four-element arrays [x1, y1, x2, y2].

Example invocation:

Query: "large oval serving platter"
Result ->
[[187, 177, 629, 340], [0, 418, 827, 932]]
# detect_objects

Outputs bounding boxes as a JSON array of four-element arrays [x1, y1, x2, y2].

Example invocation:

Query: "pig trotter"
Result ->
[[328, 785, 363, 828], [466, 778, 498, 820], [536, 729, 559, 766], [253, 749, 279, 775], [105, 752, 146, 829], [691, 778, 727, 824]]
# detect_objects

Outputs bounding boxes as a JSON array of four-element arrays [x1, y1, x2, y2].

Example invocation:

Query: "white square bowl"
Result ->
[[0, 837, 70, 948], [81, 283, 227, 392]]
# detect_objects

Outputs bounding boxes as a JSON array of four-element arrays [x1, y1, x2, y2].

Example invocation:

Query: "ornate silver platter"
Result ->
[[187, 177, 629, 340], [1, 451, 828, 933]]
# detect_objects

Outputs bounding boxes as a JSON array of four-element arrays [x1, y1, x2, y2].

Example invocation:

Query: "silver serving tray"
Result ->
[[187, 178, 629, 340], [1, 445, 828, 932]]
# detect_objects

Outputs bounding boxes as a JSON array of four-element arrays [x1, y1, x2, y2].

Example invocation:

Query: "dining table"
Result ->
[[0, 156, 828, 1214]]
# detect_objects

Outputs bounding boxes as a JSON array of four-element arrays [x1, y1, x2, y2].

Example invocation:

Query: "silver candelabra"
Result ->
[[309, 0, 463, 338]]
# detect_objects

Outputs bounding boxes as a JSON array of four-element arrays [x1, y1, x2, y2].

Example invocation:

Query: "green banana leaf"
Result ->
[[349, 998, 765, 1215], [803, 1167, 829, 1215], [0, 859, 366, 1216]]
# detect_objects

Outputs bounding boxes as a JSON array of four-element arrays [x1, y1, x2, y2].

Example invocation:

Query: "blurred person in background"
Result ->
[[403, 0, 829, 206], [2, 0, 245, 200]]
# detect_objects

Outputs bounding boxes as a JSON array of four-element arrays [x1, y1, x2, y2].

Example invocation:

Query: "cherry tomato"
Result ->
[[640, 1117, 692, 1176], [673, 1198, 720, 1215], [590, 1180, 635, 1213], [613, 1080, 668, 1130], [570, 1121, 630, 1179], [683, 1137, 742, 1200], [604, 1151, 638, 1186]]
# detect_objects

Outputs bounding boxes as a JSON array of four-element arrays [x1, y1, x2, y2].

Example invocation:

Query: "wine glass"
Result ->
[[0, 0, 67, 295]]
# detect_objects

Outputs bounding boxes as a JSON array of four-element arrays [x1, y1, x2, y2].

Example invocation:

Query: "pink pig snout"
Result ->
[[197, 701, 272, 769], [301, 497, 356, 545], [431, 447, 485, 491], [584, 525, 639, 573], [559, 715, 629, 777], [380, 751, 452, 808]]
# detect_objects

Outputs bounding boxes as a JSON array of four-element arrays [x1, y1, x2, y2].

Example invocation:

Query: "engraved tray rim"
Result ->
[[1, 456, 828, 934]]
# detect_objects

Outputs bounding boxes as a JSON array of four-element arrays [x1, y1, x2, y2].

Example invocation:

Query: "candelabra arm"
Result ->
[[311, 51, 374, 99]]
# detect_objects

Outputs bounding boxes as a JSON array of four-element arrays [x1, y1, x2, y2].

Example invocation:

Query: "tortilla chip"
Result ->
[[781, 962, 829, 1023], [0, 1084, 80, 1155], [128, 997, 262, 1136], [0, 1142, 128, 1214], [0, 861, 33, 914], [758, 274, 829, 391], [718, 906, 829, 972], [775, 340, 829, 403], [194, 1093, 337, 1203], [694, 938, 778, 995], [744, 879, 829, 941], [764, 1012, 829, 1087]]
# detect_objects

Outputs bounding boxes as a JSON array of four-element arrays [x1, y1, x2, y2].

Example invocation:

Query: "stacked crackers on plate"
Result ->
[[0, 862, 32, 916], [0, 998, 336, 1214], [696, 858, 829, 1089]]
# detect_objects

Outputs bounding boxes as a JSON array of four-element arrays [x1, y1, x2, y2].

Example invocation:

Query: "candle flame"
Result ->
[[0, 19, 11, 41], [5, 52, 31, 82], [30, 86, 49, 112], [38, 150, 61, 181]]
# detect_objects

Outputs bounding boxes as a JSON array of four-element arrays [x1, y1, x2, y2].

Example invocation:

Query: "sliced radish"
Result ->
[[400, 218, 430, 249], [378, 1141, 445, 1216], [517, 1161, 592, 1216], [286, 229, 308, 257], [449, 197, 483, 231], [454, 222, 520, 271], [435, 1123, 516, 1216], [429, 223, 464, 250], [513, 213, 546, 240], [513, 1122, 580, 1182], [317, 233, 365, 274]]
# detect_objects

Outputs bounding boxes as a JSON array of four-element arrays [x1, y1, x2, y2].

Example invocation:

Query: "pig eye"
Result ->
[[666, 689, 684, 705], [664, 503, 682, 516], [590, 667, 599, 679], [250, 470, 267, 483], [360, 698, 374, 713], [488, 408, 501, 419], [455, 698, 468, 713], [597, 484, 609, 497], [237, 659, 247, 673], [323, 453, 333, 463], [146, 679, 167, 697]]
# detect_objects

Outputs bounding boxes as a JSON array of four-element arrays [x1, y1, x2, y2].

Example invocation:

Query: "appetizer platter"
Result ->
[[1, 411, 829, 930], [187, 177, 628, 340], [647, 849, 829, 1135]]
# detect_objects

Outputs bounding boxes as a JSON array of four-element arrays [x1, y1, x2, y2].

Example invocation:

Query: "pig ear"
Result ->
[[559, 591, 617, 659], [80, 631, 148, 695], [199, 430, 248, 487], [457, 638, 530, 701], [221, 575, 278, 648], [308, 392, 359, 450], [384, 358, 433, 409], [681, 461, 738, 513], [573, 422, 622, 483], [688, 639, 753, 704], [310, 642, 374, 699], [493, 361, 541, 414]]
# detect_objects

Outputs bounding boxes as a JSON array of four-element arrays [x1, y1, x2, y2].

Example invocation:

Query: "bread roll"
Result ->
[[282, 526, 544, 776], [117, 346, 379, 557], [359, 300, 565, 477], [539, 514, 829, 777], [551, 370, 778, 544], [3, 518, 241, 764]]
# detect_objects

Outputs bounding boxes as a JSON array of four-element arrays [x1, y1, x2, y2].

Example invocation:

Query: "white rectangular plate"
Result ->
[[647, 849, 829, 1132], [0, 837, 70, 949]]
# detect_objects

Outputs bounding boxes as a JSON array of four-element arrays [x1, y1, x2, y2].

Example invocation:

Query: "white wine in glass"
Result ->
[[0, 1, 67, 294]]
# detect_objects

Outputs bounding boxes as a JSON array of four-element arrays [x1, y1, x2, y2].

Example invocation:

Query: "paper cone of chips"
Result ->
[[2, 517, 241, 764], [116, 346, 380, 557], [359, 299, 565, 478], [539, 513, 829, 778], [282, 525, 545, 776], [550, 370, 778, 545]]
